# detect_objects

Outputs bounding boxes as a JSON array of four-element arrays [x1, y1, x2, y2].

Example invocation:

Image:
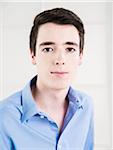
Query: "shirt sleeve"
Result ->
[[84, 115, 94, 150], [0, 129, 13, 150], [0, 107, 13, 150]]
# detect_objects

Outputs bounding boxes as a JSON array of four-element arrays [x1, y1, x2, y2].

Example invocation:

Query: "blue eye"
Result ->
[[66, 48, 76, 53], [42, 47, 53, 52]]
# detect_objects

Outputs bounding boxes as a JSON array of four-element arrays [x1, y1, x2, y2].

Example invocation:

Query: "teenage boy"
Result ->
[[0, 8, 94, 150]]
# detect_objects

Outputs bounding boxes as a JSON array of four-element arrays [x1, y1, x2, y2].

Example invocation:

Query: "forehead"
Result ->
[[37, 23, 80, 45]]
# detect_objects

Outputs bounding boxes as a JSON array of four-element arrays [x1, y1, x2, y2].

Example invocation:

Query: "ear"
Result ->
[[30, 50, 37, 65], [78, 52, 83, 66]]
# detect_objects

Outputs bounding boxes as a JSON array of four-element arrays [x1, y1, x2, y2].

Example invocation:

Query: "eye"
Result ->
[[66, 47, 76, 53], [42, 47, 53, 53]]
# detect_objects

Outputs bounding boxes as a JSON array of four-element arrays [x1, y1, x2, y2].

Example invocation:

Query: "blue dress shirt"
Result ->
[[0, 76, 94, 150]]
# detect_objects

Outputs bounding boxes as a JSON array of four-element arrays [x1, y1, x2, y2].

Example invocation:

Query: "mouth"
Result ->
[[50, 71, 69, 77], [51, 71, 68, 74]]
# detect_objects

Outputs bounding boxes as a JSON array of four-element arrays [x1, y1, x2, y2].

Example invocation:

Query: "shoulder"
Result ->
[[0, 91, 22, 110], [0, 91, 23, 130]]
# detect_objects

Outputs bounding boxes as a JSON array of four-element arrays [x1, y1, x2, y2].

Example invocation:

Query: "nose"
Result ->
[[54, 52, 66, 66]]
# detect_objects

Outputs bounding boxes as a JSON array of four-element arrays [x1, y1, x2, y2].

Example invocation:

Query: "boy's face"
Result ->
[[31, 23, 83, 90]]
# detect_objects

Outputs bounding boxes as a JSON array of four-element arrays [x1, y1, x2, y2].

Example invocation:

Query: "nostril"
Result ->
[[55, 61, 65, 65], [56, 62, 59, 65], [55, 62, 65, 65]]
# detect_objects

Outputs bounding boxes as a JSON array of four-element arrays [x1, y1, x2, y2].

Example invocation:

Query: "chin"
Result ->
[[50, 81, 70, 90], [51, 86, 69, 91]]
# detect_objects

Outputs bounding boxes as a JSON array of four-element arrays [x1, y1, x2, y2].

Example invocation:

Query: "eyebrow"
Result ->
[[65, 42, 78, 46], [39, 41, 79, 47], [39, 42, 55, 47]]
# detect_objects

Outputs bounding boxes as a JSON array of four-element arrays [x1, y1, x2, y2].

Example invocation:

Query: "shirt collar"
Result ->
[[21, 76, 38, 122], [21, 76, 83, 122], [67, 86, 84, 109]]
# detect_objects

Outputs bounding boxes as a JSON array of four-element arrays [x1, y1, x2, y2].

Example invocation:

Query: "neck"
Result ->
[[31, 81, 69, 110], [31, 80, 69, 131]]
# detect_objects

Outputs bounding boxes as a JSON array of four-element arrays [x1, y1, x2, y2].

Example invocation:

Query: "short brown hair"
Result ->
[[30, 8, 85, 55]]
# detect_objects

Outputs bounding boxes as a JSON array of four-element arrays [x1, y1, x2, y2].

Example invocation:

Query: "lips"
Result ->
[[50, 71, 69, 77], [51, 71, 68, 74]]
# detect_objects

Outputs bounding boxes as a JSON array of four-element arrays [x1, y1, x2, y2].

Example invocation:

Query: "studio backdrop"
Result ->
[[0, 1, 112, 149]]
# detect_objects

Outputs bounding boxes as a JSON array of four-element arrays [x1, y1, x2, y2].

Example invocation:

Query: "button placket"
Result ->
[[58, 144, 62, 149]]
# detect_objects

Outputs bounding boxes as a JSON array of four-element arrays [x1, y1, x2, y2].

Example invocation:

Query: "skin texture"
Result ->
[[30, 23, 83, 130], [31, 23, 83, 90]]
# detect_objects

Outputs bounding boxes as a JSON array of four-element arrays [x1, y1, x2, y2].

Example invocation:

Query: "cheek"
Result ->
[[68, 56, 79, 66], [36, 58, 50, 74], [68, 58, 80, 75]]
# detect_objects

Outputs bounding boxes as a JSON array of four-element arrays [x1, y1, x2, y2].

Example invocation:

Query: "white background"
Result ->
[[0, 1, 112, 149]]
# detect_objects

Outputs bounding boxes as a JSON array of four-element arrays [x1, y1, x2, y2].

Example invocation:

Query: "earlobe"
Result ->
[[78, 53, 83, 66], [30, 52, 36, 65], [32, 57, 37, 65]]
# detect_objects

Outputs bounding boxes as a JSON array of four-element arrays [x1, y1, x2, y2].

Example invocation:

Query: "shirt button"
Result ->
[[40, 115, 44, 119], [26, 119, 29, 123], [76, 100, 79, 103]]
